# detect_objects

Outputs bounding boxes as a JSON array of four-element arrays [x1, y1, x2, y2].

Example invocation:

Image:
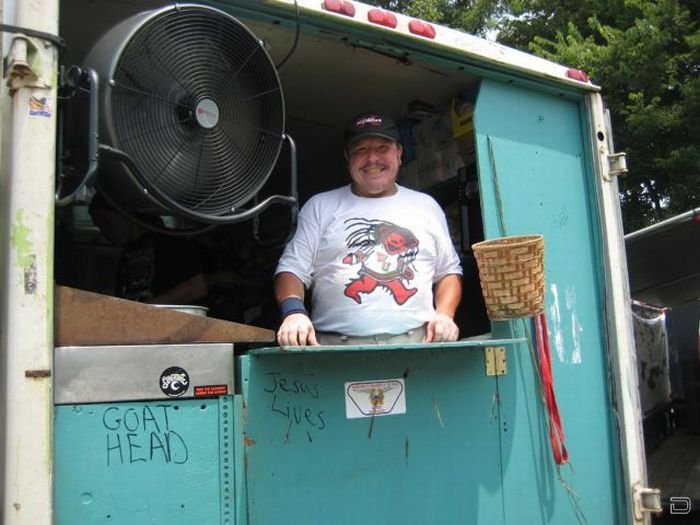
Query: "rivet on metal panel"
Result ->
[[484, 346, 507, 376]]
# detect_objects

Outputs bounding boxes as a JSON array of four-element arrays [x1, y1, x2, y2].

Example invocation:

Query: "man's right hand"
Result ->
[[276, 313, 319, 347]]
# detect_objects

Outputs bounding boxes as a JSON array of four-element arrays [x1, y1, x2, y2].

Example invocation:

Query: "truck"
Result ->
[[0, 0, 660, 523]]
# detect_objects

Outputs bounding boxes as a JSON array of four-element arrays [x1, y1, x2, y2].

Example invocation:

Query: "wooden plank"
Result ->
[[55, 285, 275, 346]]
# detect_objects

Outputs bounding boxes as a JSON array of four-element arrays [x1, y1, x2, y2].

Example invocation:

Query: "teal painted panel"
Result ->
[[239, 347, 505, 524], [55, 398, 232, 525], [232, 394, 248, 525], [473, 79, 624, 524], [249, 338, 525, 355]]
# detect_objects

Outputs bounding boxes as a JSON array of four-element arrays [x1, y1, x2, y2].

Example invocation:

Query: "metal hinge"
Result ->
[[632, 483, 662, 521], [607, 152, 628, 178], [484, 346, 507, 376], [602, 109, 628, 180]]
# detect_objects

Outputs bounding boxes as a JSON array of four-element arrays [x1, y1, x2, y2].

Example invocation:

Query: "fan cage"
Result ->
[[104, 4, 285, 219]]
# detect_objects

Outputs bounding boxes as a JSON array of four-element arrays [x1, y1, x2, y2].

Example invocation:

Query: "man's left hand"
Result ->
[[425, 313, 459, 343]]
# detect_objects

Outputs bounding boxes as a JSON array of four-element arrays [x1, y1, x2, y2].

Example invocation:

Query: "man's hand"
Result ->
[[424, 312, 459, 343], [277, 313, 319, 347]]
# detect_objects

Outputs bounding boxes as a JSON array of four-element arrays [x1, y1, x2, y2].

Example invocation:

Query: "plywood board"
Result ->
[[55, 286, 275, 346]]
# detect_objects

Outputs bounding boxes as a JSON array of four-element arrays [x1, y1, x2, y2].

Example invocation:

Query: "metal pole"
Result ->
[[0, 0, 59, 521]]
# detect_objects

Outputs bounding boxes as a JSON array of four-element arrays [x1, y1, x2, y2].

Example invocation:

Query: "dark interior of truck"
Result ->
[[55, 0, 490, 336]]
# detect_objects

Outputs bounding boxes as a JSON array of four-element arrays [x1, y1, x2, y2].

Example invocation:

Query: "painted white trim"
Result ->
[[0, 0, 59, 523], [586, 92, 650, 525]]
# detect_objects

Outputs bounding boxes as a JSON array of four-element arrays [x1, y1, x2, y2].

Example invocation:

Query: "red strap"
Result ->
[[535, 312, 569, 465]]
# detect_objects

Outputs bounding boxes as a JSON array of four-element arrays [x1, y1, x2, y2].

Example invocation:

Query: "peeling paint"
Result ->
[[23, 254, 37, 294], [490, 393, 500, 424], [432, 398, 445, 428], [565, 287, 583, 365], [549, 284, 565, 362], [571, 315, 583, 364], [10, 210, 39, 295], [549, 283, 585, 364], [10, 209, 34, 267]]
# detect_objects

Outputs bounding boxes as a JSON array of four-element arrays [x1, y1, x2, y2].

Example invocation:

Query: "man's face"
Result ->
[[346, 136, 402, 198]]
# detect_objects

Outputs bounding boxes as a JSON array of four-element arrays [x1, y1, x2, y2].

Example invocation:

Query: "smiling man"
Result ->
[[274, 113, 463, 347]]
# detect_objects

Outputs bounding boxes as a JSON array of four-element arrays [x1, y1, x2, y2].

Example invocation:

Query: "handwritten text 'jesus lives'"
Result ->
[[263, 372, 326, 442]]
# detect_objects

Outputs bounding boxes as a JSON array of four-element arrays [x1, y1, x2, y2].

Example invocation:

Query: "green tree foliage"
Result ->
[[499, 0, 700, 231], [368, 0, 699, 231]]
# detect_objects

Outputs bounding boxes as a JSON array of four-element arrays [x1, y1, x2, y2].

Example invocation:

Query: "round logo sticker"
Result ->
[[160, 366, 190, 397]]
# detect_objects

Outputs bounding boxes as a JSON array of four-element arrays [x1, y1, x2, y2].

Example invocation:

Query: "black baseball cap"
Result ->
[[344, 113, 401, 147]]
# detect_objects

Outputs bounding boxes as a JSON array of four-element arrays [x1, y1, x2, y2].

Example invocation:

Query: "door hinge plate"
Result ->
[[632, 483, 662, 521], [605, 152, 628, 179], [484, 346, 507, 376]]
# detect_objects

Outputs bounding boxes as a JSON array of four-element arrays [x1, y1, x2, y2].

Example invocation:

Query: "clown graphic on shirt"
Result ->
[[342, 218, 418, 305]]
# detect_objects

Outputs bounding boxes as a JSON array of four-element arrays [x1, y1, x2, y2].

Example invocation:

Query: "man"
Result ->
[[275, 113, 462, 346]]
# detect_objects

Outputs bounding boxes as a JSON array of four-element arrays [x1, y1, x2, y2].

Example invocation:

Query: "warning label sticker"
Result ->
[[344, 379, 406, 419], [194, 384, 228, 397]]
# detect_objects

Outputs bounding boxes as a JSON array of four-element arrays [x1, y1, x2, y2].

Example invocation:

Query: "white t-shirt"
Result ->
[[276, 184, 462, 335]]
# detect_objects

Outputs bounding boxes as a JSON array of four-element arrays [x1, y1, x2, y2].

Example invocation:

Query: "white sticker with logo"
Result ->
[[345, 378, 406, 419]]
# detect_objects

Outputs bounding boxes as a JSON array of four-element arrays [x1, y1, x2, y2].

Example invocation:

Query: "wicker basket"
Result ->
[[472, 235, 545, 320]]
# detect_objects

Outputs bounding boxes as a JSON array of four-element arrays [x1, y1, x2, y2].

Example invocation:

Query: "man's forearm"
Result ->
[[274, 271, 306, 303], [434, 274, 462, 317]]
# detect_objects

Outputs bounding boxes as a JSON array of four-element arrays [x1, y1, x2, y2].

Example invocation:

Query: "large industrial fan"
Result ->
[[58, 3, 296, 226]]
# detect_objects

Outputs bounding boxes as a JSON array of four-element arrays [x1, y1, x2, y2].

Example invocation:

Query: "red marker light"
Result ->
[[566, 68, 589, 82], [408, 20, 436, 39], [368, 9, 398, 28], [323, 0, 356, 17]]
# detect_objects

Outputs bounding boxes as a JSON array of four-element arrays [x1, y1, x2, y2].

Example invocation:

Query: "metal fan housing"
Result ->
[[84, 3, 285, 221]]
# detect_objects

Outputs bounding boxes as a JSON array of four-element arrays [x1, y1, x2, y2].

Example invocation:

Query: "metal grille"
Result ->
[[107, 5, 285, 219]]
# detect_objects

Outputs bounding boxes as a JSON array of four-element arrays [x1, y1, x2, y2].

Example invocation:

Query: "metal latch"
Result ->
[[602, 108, 628, 180], [632, 483, 662, 521], [484, 346, 507, 376], [606, 152, 628, 179]]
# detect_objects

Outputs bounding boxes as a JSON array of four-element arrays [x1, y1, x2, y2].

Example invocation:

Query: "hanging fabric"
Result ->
[[535, 312, 569, 465]]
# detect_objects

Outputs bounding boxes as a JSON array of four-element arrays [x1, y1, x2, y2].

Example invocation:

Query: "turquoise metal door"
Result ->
[[238, 342, 518, 524], [54, 397, 236, 524], [473, 79, 625, 524], [53, 343, 239, 525]]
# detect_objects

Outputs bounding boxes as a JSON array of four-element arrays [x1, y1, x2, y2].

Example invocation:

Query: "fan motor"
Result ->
[[84, 3, 285, 222]]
